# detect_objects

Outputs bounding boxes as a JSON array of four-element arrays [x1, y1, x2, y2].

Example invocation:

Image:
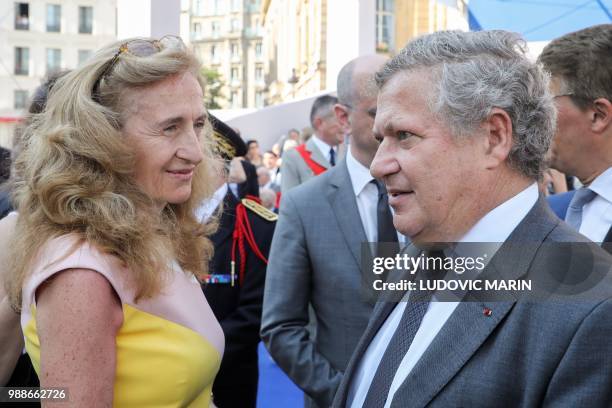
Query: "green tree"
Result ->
[[201, 67, 226, 109]]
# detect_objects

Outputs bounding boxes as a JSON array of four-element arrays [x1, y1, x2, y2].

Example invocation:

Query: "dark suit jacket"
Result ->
[[204, 189, 275, 408], [548, 191, 575, 219], [333, 198, 612, 407]]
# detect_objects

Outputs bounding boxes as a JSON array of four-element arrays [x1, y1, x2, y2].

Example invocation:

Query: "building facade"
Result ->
[[260, 0, 469, 104], [0, 0, 117, 147], [187, 0, 265, 109]]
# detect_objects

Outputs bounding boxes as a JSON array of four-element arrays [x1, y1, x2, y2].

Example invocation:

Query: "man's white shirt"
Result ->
[[347, 183, 539, 408], [311, 134, 338, 165], [346, 149, 404, 243], [577, 167, 612, 242]]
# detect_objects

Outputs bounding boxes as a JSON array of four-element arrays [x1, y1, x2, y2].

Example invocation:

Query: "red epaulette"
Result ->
[[230, 195, 275, 286]]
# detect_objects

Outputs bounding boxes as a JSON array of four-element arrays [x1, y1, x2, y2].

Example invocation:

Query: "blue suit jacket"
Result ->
[[547, 191, 575, 220]]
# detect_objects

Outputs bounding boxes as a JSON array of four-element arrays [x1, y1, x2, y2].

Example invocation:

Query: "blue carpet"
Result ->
[[257, 342, 304, 407]]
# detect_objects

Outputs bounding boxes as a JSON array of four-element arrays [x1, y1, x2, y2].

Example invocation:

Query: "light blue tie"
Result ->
[[565, 187, 597, 230]]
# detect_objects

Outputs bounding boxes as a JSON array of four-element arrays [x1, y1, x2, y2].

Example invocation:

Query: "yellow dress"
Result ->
[[20, 232, 224, 407]]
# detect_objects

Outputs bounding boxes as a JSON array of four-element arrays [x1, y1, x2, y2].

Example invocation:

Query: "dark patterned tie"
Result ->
[[362, 250, 445, 408], [329, 148, 336, 166], [372, 180, 398, 244]]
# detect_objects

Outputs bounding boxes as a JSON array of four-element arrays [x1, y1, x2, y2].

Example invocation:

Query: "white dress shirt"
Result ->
[[195, 183, 228, 222], [346, 149, 405, 243], [311, 134, 338, 165], [348, 183, 539, 408], [577, 167, 612, 242], [346, 149, 378, 242]]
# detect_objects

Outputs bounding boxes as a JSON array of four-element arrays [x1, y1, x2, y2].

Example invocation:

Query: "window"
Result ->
[[231, 0, 240, 12], [46, 48, 61, 74], [211, 21, 220, 38], [79, 6, 93, 34], [193, 0, 204, 15], [255, 42, 262, 58], [376, 0, 394, 52], [14, 47, 29, 76], [193, 22, 201, 38], [255, 91, 264, 108], [255, 66, 263, 82], [212, 0, 223, 15], [14, 3, 29, 30], [14, 90, 28, 109], [46, 4, 61, 32], [231, 18, 239, 32], [231, 43, 239, 58], [210, 45, 219, 63], [78, 49, 92, 65], [231, 67, 239, 81], [231, 91, 239, 108]]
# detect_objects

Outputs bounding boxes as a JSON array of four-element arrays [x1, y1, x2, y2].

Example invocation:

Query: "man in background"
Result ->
[[280, 95, 344, 193], [262, 54, 389, 408], [540, 24, 612, 246]]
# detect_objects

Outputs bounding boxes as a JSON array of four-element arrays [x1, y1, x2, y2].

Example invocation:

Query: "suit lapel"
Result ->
[[335, 245, 422, 406], [307, 137, 331, 169], [335, 300, 399, 407], [390, 197, 560, 406], [327, 160, 368, 266], [391, 301, 515, 407]]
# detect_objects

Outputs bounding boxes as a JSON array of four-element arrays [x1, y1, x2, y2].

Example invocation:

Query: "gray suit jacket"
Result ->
[[333, 198, 612, 407], [280, 137, 331, 194], [261, 159, 374, 407]]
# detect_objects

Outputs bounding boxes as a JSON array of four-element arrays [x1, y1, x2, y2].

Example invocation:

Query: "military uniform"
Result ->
[[204, 114, 276, 407], [203, 191, 276, 407]]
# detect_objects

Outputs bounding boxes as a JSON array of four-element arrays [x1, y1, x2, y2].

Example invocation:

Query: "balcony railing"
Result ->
[[15, 17, 29, 30]]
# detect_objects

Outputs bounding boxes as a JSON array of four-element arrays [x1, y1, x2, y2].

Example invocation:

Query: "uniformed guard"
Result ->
[[201, 114, 277, 408]]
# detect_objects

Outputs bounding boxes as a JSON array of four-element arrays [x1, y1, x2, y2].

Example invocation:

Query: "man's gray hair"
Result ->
[[376, 30, 556, 180], [309, 94, 338, 128]]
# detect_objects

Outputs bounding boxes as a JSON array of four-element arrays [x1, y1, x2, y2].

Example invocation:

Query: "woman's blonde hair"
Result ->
[[7, 37, 220, 309]]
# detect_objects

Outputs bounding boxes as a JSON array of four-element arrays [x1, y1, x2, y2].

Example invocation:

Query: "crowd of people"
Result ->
[[1, 23, 612, 408]]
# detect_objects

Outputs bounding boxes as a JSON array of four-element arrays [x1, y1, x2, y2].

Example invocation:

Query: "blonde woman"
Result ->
[[6, 36, 223, 407]]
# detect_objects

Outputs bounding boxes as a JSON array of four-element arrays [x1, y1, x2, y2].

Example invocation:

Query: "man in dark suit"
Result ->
[[333, 30, 612, 407], [200, 115, 276, 408], [539, 25, 612, 245]]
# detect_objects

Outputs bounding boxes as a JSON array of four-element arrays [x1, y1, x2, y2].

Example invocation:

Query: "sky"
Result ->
[[468, 0, 612, 41]]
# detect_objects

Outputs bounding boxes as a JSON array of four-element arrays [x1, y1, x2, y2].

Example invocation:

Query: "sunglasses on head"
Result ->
[[92, 35, 185, 102]]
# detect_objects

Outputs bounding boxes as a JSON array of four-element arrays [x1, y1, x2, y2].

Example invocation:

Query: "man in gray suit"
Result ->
[[333, 30, 612, 407], [261, 55, 389, 408], [280, 94, 344, 193]]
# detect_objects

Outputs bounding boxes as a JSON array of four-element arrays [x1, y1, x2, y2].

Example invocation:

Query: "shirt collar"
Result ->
[[311, 134, 336, 156], [346, 148, 374, 196], [460, 183, 539, 243], [588, 166, 612, 204], [195, 183, 228, 222]]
